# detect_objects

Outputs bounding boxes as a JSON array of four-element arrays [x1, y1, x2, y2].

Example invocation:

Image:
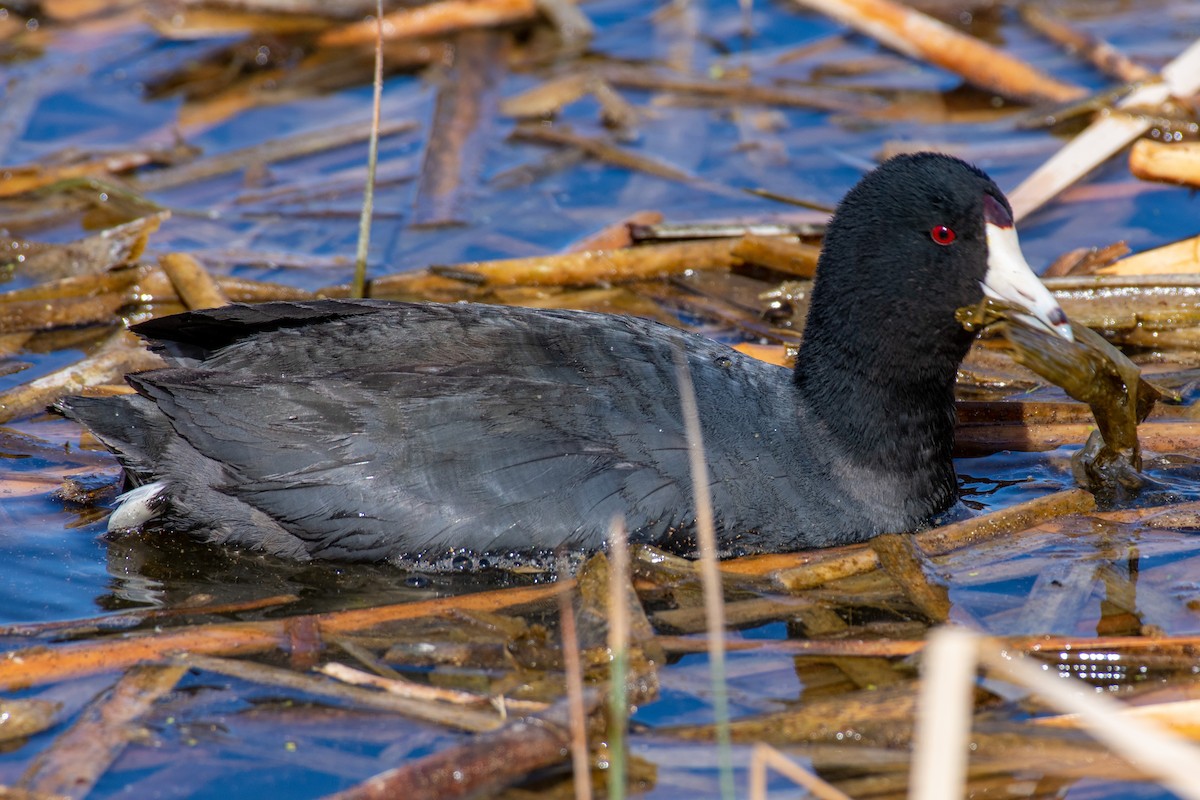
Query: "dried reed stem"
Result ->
[[1019, 5, 1153, 84], [159, 252, 229, 309], [675, 347, 736, 800], [1008, 37, 1200, 220], [749, 743, 855, 800], [909, 627, 978, 800], [979, 638, 1200, 800], [352, 0, 384, 298], [559, 570, 595, 800], [1129, 140, 1200, 189], [20, 664, 188, 799], [789, 0, 1084, 103]]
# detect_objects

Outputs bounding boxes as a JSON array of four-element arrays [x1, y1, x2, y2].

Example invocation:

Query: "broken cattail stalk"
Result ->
[[918, 488, 1096, 554], [0, 295, 129, 335], [730, 235, 821, 278], [656, 636, 926, 657], [1096, 233, 1200, 276], [191, 655, 507, 731], [0, 267, 148, 303], [909, 627, 979, 800], [1019, 5, 1154, 84], [0, 268, 309, 335], [978, 638, 1200, 800], [132, 119, 418, 193], [323, 690, 604, 800], [1042, 241, 1130, 277], [653, 595, 821, 634], [0, 697, 60, 744], [2, 213, 165, 281], [956, 419, 1200, 458], [630, 220, 826, 242], [19, 664, 188, 800], [0, 583, 566, 690], [565, 211, 664, 252], [598, 64, 881, 114], [536, 0, 593, 52], [511, 123, 699, 185], [788, 0, 1085, 104], [318, 661, 531, 709], [687, 682, 921, 744], [0, 152, 174, 197], [1007, 37, 1200, 220], [144, 6, 331, 39], [661, 631, 1200, 664], [502, 73, 595, 118], [319, 0, 537, 46], [1129, 140, 1200, 189], [0, 594, 299, 639], [0, 331, 164, 423], [749, 743, 855, 800], [412, 30, 506, 228], [869, 533, 952, 623], [431, 238, 744, 286], [775, 489, 1096, 591], [324, 271, 477, 303], [1037, 698, 1200, 739], [591, 79, 639, 133], [159, 253, 229, 309]]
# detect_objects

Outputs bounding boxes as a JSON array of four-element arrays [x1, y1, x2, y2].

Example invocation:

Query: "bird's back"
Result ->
[[64, 301, 878, 566]]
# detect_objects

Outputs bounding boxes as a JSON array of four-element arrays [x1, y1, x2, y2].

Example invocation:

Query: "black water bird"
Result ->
[[60, 153, 1072, 568]]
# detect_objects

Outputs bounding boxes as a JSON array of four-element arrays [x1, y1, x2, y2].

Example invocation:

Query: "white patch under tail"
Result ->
[[108, 481, 168, 531]]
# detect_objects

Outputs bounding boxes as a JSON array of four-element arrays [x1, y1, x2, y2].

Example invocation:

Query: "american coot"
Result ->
[[60, 153, 1072, 569]]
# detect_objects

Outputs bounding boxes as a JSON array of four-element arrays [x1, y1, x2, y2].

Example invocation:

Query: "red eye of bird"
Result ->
[[930, 225, 956, 245]]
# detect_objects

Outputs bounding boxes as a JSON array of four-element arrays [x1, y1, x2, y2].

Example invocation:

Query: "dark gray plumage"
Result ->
[[58, 153, 1071, 568]]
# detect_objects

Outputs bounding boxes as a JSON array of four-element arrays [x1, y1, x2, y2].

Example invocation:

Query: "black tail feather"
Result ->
[[55, 394, 170, 478]]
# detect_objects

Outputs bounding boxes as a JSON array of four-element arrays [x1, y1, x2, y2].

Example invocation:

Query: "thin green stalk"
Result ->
[[607, 516, 630, 800], [351, 0, 385, 299]]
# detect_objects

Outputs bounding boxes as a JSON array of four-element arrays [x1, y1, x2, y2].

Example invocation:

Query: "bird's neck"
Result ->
[[793, 316, 972, 483]]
